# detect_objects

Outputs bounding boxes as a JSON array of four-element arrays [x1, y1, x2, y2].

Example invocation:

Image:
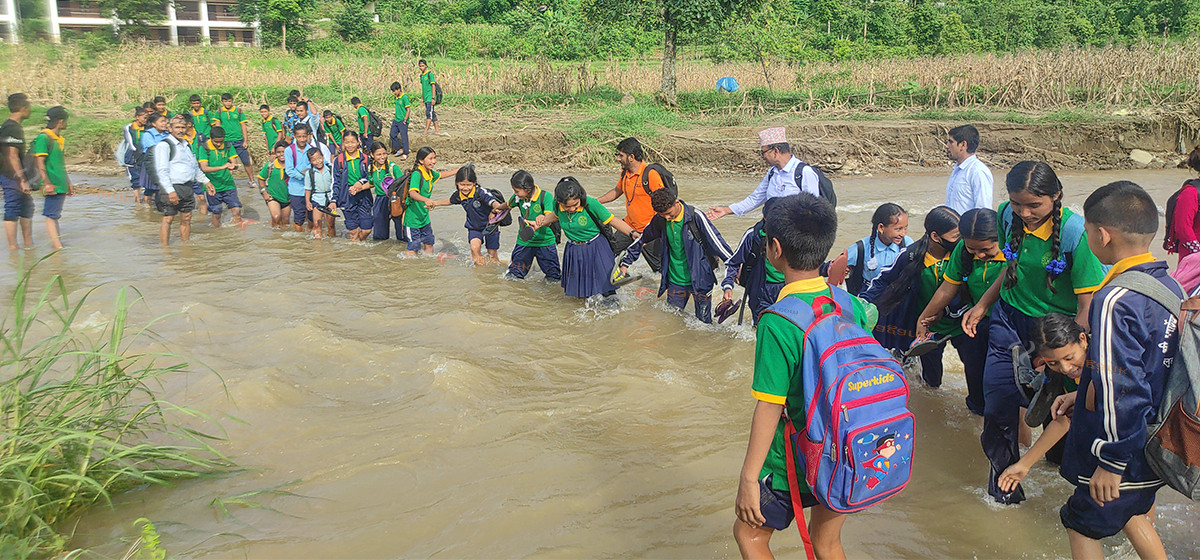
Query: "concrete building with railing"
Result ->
[[1, 0, 18, 43], [45, 0, 258, 46]]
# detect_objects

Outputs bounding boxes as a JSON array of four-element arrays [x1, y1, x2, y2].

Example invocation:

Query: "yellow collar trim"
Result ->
[[220, 106, 237, 113], [979, 251, 1007, 262], [132, 123, 144, 131], [206, 139, 225, 151], [668, 205, 685, 222], [1024, 211, 1060, 241], [462, 186, 476, 199], [272, 159, 285, 170], [1099, 253, 1157, 289], [262, 113, 274, 121], [530, 186, 542, 201], [42, 128, 65, 150], [776, 277, 830, 302], [344, 150, 360, 160], [923, 252, 944, 268], [191, 108, 206, 116], [419, 166, 433, 182], [371, 161, 389, 172]]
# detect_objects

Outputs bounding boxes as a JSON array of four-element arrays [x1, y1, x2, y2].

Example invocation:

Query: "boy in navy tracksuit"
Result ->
[[721, 221, 785, 325], [619, 188, 732, 323], [1060, 181, 1179, 558]]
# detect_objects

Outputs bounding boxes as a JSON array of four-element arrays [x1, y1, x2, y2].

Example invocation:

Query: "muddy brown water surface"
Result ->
[[7, 167, 1199, 559]]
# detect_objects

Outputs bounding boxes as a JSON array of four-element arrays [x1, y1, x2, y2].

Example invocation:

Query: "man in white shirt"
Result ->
[[706, 126, 819, 221], [944, 124, 994, 214], [154, 116, 215, 245]]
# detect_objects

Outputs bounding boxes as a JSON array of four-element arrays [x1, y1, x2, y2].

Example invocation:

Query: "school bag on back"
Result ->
[[791, 160, 837, 208], [761, 287, 914, 521], [367, 110, 384, 138], [999, 201, 1087, 265], [1163, 179, 1200, 254], [1108, 271, 1200, 500], [388, 170, 413, 218]]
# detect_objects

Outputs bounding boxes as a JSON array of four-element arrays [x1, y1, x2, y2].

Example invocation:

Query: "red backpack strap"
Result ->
[[783, 412, 817, 560]]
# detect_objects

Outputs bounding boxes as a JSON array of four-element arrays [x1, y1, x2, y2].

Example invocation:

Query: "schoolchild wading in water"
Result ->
[[961, 161, 1106, 505]]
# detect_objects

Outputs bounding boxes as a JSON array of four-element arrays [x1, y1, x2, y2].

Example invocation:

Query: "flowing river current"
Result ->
[[6, 166, 1198, 558]]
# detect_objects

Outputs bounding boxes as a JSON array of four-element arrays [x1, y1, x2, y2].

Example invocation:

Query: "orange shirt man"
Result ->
[[598, 137, 666, 272]]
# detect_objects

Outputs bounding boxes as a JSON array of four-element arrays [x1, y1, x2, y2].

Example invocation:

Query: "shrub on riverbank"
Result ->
[[0, 263, 231, 558]]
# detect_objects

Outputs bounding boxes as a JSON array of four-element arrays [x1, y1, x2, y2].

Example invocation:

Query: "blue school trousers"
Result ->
[[508, 244, 560, 281], [981, 301, 1035, 504], [666, 283, 713, 323], [389, 120, 409, 155], [921, 322, 989, 416]]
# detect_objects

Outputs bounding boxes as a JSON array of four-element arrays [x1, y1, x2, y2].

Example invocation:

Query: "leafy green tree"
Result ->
[[333, 0, 375, 41], [583, 0, 763, 105], [94, 0, 166, 38], [237, 0, 313, 51]]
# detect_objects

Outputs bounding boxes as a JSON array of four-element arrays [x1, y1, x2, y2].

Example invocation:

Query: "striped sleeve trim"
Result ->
[[752, 390, 786, 405], [942, 276, 963, 285], [32, 152, 49, 157], [1097, 288, 1124, 448]]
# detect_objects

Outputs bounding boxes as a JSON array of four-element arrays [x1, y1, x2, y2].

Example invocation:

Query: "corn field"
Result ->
[[2, 41, 1199, 111]]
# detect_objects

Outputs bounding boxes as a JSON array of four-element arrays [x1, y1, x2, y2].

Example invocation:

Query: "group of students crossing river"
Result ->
[[2, 83, 1198, 558]]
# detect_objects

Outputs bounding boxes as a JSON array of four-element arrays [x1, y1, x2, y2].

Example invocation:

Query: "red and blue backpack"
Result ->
[[762, 287, 914, 557]]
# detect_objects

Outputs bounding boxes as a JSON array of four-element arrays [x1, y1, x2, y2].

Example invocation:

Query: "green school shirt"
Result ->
[[322, 118, 345, 145], [197, 139, 237, 192], [257, 160, 289, 203], [190, 108, 213, 136], [942, 241, 1007, 318], [753, 277, 873, 494], [918, 253, 963, 337], [212, 106, 248, 142], [508, 188, 556, 247], [554, 197, 612, 242], [404, 167, 439, 228], [261, 115, 284, 150], [420, 71, 436, 103], [664, 213, 691, 286], [997, 203, 1105, 317], [356, 106, 370, 133], [394, 93, 411, 122], [758, 229, 785, 283], [31, 130, 67, 194], [368, 160, 399, 196]]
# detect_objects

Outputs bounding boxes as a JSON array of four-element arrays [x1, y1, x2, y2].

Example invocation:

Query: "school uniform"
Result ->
[[450, 186, 501, 250], [197, 139, 242, 215], [32, 129, 68, 220], [331, 151, 373, 232], [212, 106, 251, 165], [257, 159, 290, 207], [421, 71, 438, 122], [555, 197, 617, 298], [304, 164, 334, 208], [981, 202, 1106, 504], [283, 139, 331, 226], [190, 108, 213, 137], [403, 166, 439, 250], [722, 224, 785, 325], [321, 117, 346, 150], [506, 187, 560, 281], [846, 234, 913, 296], [1059, 256, 1181, 538], [941, 242, 1007, 415], [122, 122, 144, 190], [863, 248, 970, 389], [389, 93, 411, 155], [368, 160, 404, 239], [354, 106, 371, 145], [622, 201, 733, 322], [138, 129, 169, 196], [752, 277, 873, 529], [261, 114, 285, 152]]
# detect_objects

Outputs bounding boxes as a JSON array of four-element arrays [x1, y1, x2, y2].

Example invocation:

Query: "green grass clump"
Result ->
[[0, 260, 232, 558]]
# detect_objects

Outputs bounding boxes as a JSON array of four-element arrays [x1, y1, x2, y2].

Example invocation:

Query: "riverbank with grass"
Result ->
[[2, 42, 1198, 176], [0, 260, 231, 559]]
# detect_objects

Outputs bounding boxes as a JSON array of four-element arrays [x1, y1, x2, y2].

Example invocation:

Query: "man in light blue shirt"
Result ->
[[153, 116, 214, 245], [707, 126, 819, 221], [944, 124, 993, 214]]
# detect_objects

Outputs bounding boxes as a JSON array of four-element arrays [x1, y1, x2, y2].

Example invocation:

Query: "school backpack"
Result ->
[[640, 162, 678, 198], [762, 288, 913, 524], [115, 126, 134, 167], [139, 139, 175, 191], [389, 170, 413, 218], [1107, 271, 1200, 500], [434, 82, 443, 105], [682, 208, 723, 270], [1163, 179, 1200, 254], [367, 110, 384, 138], [788, 160, 836, 208], [845, 237, 911, 296], [999, 201, 1087, 265]]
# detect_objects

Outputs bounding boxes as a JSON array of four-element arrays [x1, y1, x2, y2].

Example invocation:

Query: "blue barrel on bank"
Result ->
[[717, 77, 739, 93]]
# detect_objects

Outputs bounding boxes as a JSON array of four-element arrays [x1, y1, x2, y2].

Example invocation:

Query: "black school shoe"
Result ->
[[1025, 370, 1066, 427]]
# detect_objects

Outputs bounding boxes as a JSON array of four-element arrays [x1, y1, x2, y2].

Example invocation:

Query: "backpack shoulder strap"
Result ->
[[1059, 211, 1086, 255], [1107, 270, 1183, 316], [998, 201, 1013, 239]]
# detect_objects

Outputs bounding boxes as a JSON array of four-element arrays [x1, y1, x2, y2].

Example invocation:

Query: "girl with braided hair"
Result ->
[[916, 208, 1004, 416], [960, 161, 1106, 505]]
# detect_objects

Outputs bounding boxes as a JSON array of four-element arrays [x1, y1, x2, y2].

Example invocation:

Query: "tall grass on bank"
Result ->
[[2, 41, 1200, 112], [0, 263, 231, 558]]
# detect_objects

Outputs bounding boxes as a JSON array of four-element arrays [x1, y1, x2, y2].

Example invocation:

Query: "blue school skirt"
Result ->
[[561, 235, 616, 298]]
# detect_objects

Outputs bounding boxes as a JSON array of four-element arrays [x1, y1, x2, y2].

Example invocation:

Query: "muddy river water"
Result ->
[[6, 165, 1198, 558]]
